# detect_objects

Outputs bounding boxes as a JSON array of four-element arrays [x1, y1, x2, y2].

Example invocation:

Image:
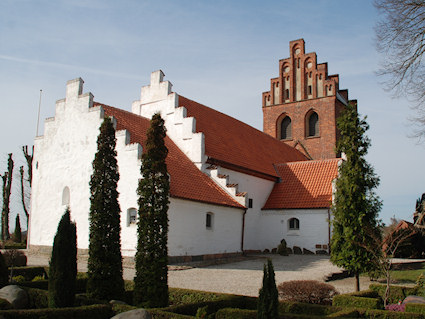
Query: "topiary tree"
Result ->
[[13, 215, 21, 243], [330, 103, 382, 292], [48, 208, 77, 308], [134, 113, 170, 308], [257, 259, 278, 319], [87, 116, 124, 300]]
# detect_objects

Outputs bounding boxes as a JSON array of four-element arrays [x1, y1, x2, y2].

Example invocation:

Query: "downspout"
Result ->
[[241, 208, 247, 255], [328, 208, 331, 254]]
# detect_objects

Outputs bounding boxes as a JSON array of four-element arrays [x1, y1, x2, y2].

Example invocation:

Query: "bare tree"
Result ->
[[0, 154, 14, 241], [375, 0, 425, 139], [19, 146, 32, 227]]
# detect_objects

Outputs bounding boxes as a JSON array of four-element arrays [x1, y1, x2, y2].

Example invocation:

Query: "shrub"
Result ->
[[0, 252, 8, 288], [0, 298, 12, 310], [48, 208, 77, 307], [386, 303, 406, 312], [3, 249, 26, 268], [22, 287, 49, 309], [366, 309, 424, 318], [11, 275, 25, 283], [258, 259, 279, 318], [277, 239, 288, 256], [10, 266, 47, 281], [215, 308, 257, 319], [13, 215, 21, 243], [278, 280, 338, 305], [32, 275, 45, 282], [332, 294, 383, 309], [370, 284, 417, 304], [405, 303, 425, 315]]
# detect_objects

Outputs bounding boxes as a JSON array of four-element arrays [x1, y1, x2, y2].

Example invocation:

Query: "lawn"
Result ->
[[389, 262, 425, 283]]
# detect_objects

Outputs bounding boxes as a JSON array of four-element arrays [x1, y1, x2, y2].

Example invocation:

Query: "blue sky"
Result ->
[[1, 0, 424, 229]]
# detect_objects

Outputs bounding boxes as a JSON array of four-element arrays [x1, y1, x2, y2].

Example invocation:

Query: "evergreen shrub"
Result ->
[[13, 215, 21, 243], [257, 259, 278, 318], [0, 252, 8, 288], [278, 280, 338, 305]]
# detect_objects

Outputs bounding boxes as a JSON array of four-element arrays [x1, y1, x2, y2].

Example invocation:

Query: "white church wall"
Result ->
[[259, 209, 330, 253], [217, 168, 275, 251], [30, 78, 103, 250]]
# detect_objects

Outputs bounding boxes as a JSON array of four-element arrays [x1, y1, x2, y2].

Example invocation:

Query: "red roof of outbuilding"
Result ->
[[95, 102, 245, 210], [179, 96, 307, 179], [263, 159, 340, 209]]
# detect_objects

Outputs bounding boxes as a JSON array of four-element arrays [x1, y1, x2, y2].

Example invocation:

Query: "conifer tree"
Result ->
[[87, 116, 124, 300], [257, 259, 278, 319], [134, 113, 170, 307], [13, 215, 21, 243], [0, 252, 8, 288], [330, 103, 382, 291], [1, 154, 14, 241], [48, 208, 77, 308]]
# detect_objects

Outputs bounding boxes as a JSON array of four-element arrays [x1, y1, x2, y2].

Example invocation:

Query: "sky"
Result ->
[[1, 0, 424, 229]]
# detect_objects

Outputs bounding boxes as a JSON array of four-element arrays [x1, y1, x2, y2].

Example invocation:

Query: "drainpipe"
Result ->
[[328, 208, 331, 254], [241, 208, 247, 255]]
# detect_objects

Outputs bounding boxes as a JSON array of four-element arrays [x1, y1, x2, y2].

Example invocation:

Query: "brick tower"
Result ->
[[262, 39, 356, 159]]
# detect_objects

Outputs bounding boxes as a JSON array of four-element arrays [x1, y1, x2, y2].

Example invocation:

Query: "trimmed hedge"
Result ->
[[148, 309, 195, 318], [278, 301, 342, 316], [333, 294, 383, 310], [10, 267, 47, 281], [21, 287, 48, 309], [18, 278, 88, 293], [406, 303, 425, 315], [370, 284, 418, 304], [365, 309, 424, 318], [215, 308, 256, 319], [0, 304, 113, 319], [326, 308, 361, 318]]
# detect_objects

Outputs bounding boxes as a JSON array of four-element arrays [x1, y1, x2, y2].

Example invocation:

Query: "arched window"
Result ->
[[127, 208, 137, 226], [288, 218, 299, 230], [280, 116, 292, 140], [62, 187, 70, 206], [307, 111, 319, 137]]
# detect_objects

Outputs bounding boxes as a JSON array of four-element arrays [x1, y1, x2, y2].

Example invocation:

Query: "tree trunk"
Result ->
[[355, 272, 360, 292]]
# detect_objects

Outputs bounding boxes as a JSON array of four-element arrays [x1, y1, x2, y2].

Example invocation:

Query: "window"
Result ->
[[248, 198, 253, 208], [127, 208, 137, 226], [308, 85, 312, 95], [307, 111, 319, 137], [62, 187, 70, 206], [206, 212, 213, 229], [288, 218, 299, 230], [280, 116, 292, 140], [285, 89, 289, 99]]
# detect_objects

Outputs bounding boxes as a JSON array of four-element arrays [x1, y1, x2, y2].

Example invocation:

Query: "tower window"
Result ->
[[307, 112, 319, 137], [308, 85, 312, 95], [288, 218, 300, 230], [285, 89, 289, 99], [280, 116, 292, 140]]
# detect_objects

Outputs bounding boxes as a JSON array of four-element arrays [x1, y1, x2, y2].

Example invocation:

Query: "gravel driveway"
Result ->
[[28, 253, 375, 296]]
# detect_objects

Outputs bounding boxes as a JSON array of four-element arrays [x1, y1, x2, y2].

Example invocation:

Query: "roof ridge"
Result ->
[[274, 158, 341, 167]]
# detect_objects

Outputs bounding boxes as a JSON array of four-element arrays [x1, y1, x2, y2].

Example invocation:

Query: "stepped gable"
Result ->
[[263, 158, 340, 209], [95, 102, 245, 209], [179, 96, 307, 180]]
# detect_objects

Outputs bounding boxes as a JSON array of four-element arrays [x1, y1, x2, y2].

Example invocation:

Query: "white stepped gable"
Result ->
[[132, 70, 206, 170], [132, 70, 248, 208]]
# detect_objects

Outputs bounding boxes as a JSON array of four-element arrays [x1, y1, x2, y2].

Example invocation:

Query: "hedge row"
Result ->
[[0, 304, 113, 319], [278, 301, 342, 316], [406, 304, 425, 315], [364, 309, 424, 318], [333, 294, 383, 310], [370, 284, 418, 304], [18, 278, 88, 293], [10, 267, 47, 281]]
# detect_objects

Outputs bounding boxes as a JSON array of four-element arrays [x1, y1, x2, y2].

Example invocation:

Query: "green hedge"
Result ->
[[168, 288, 232, 306], [148, 309, 195, 318], [333, 294, 383, 310], [10, 267, 47, 281], [406, 303, 425, 315], [0, 304, 113, 319], [326, 308, 361, 318], [18, 278, 88, 293], [215, 308, 256, 319], [370, 284, 418, 304], [365, 309, 424, 319], [278, 301, 342, 316], [21, 287, 48, 309]]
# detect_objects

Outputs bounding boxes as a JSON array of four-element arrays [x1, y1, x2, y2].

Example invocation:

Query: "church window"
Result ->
[[280, 116, 292, 140], [308, 85, 312, 95], [288, 218, 299, 230], [127, 208, 137, 226], [206, 212, 213, 229], [285, 89, 289, 100], [307, 111, 319, 137], [62, 187, 70, 206]]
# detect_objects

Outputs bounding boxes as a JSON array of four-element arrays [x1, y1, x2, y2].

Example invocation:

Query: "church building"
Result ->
[[28, 39, 353, 262]]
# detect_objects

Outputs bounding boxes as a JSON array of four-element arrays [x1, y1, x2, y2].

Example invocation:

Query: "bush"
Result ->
[[3, 250, 27, 267], [0, 252, 8, 288], [10, 267, 47, 281], [332, 294, 383, 309], [31, 275, 45, 282], [22, 287, 48, 309], [278, 301, 341, 317], [11, 275, 25, 283], [0, 304, 113, 319], [0, 298, 12, 310], [215, 308, 256, 319], [365, 309, 424, 318], [258, 259, 279, 318], [405, 303, 425, 315], [277, 239, 288, 256], [278, 280, 338, 305], [370, 284, 417, 304], [386, 303, 406, 312]]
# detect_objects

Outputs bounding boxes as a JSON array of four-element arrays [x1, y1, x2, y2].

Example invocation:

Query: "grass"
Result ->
[[388, 262, 425, 283]]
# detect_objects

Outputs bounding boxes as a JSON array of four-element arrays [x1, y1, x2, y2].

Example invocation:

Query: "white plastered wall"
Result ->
[[259, 209, 330, 252]]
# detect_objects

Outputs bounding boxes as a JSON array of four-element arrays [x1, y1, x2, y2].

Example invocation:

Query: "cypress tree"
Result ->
[[48, 208, 77, 308], [330, 103, 382, 291], [134, 113, 170, 307], [87, 116, 124, 300], [13, 215, 21, 243], [257, 259, 278, 319]]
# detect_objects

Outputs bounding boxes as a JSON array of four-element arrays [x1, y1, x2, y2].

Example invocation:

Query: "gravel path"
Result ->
[[28, 253, 372, 296]]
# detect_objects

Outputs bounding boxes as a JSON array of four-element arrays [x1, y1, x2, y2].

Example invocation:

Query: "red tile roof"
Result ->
[[94, 102, 245, 210], [263, 159, 340, 209], [179, 96, 307, 179]]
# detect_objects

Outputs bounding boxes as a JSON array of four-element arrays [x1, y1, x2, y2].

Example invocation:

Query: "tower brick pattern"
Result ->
[[262, 39, 356, 159]]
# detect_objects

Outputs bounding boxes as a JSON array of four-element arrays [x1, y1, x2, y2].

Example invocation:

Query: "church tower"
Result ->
[[262, 39, 356, 159]]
